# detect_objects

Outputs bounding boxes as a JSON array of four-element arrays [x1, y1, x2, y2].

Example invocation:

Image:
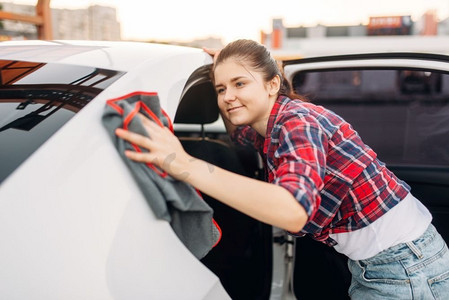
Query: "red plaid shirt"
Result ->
[[231, 96, 410, 246]]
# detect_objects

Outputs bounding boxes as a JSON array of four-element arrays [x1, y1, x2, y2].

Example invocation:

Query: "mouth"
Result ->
[[227, 105, 244, 113]]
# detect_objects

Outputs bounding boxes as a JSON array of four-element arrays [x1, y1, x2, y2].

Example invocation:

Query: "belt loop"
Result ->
[[406, 241, 423, 259]]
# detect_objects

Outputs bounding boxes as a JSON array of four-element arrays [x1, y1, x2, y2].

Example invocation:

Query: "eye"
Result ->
[[216, 87, 225, 94], [236, 81, 244, 87]]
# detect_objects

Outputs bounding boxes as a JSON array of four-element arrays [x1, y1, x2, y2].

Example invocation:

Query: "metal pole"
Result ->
[[36, 0, 52, 40], [0, 0, 52, 40]]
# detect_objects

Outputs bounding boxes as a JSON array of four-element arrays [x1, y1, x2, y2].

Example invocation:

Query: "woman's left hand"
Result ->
[[202, 47, 221, 64], [115, 114, 193, 180]]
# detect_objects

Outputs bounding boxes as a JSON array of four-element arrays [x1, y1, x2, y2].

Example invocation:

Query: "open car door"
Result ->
[[282, 53, 449, 300]]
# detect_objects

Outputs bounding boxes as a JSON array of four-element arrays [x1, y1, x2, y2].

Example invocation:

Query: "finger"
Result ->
[[115, 128, 154, 148], [124, 149, 158, 164], [139, 114, 161, 129], [137, 113, 156, 126], [202, 47, 216, 55], [143, 119, 175, 139], [137, 114, 167, 134], [203, 47, 221, 63], [143, 120, 169, 140]]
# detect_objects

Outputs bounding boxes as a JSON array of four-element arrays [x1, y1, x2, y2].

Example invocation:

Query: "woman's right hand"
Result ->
[[115, 114, 193, 181]]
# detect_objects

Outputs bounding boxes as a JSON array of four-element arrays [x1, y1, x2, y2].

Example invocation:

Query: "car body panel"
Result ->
[[0, 40, 201, 72], [0, 41, 229, 299], [0, 40, 212, 119]]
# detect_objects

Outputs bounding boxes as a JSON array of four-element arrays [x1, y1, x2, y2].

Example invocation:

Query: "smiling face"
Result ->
[[214, 58, 280, 135]]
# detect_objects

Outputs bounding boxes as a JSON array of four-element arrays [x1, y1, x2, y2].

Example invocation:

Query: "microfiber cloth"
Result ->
[[102, 91, 221, 259]]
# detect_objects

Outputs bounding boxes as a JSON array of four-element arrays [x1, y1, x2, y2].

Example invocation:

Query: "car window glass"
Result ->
[[0, 60, 124, 184], [292, 68, 449, 167]]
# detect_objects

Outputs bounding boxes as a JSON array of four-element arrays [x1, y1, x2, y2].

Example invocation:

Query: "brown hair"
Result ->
[[212, 39, 303, 100]]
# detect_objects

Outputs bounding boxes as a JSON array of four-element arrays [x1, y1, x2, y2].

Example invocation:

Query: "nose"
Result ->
[[223, 88, 236, 103]]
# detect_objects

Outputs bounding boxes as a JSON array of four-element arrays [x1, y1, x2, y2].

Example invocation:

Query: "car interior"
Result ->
[[290, 66, 449, 300], [172, 64, 449, 300], [173, 65, 273, 300]]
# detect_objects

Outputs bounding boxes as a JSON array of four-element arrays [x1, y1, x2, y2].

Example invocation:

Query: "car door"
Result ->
[[282, 53, 449, 300], [174, 65, 275, 300]]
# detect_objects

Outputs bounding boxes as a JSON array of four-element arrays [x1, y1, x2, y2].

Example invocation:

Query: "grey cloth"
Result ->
[[102, 93, 220, 259]]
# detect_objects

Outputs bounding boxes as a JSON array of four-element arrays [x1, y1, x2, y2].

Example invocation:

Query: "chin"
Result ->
[[230, 118, 249, 127]]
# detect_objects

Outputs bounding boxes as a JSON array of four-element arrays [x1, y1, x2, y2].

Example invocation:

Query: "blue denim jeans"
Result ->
[[348, 224, 449, 299]]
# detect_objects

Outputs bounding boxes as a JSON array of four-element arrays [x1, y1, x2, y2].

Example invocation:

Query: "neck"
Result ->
[[252, 119, 269, 137], [251, 95, 277, 137]]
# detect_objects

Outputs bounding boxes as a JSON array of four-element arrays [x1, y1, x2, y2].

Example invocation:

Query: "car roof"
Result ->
[[0, 40, 201, 71], [283, 51, 449, 66], [282, 51, 449, 80]]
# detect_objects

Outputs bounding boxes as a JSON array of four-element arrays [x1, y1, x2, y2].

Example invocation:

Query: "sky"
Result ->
[[8, 0, 449, 43]]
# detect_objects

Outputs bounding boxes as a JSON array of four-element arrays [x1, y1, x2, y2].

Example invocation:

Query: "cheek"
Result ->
[[217, 96, 226, 110]]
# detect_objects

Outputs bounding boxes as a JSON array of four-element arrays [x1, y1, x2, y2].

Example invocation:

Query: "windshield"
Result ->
[[0, 60, 124, 184]]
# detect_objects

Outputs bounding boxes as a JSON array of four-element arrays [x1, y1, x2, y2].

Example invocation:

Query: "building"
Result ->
[[0, 2, 121, 41], [51, 7, 89, 40], [51, 5, 121, 40], [0, 2, 219, 48], [262, 11, 449, 58]]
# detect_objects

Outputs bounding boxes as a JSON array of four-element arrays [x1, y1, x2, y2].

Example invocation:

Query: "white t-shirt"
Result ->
[[329, 193, 432, 260]]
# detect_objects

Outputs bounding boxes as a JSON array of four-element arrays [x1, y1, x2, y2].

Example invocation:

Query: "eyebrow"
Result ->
[[214, 76, 247, 88]]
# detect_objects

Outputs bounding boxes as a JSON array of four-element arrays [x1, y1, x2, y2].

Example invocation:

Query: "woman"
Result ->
[[115, 39, 449, 299]]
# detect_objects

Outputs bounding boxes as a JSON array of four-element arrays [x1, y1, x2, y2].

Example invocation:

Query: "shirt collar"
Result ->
[[263, 95, 288, 154]]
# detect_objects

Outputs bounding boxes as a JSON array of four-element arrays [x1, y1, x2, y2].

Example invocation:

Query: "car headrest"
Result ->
[[174, 65, 219, 125]]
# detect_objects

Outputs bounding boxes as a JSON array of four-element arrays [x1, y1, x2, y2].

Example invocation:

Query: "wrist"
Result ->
[[157, 151, 192, 181], [181, 157, 216, 186]]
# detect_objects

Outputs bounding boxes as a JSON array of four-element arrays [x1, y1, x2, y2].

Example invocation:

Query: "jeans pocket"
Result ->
[[428, 270, 449, 300], [362, 261, 410, 284], [348, 259, 412, 299]]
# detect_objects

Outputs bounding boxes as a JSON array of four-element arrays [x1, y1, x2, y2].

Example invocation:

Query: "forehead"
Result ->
[[214, 58, 260, 82]]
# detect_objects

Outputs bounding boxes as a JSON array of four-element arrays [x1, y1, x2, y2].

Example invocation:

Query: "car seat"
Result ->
[[174, 68, 272, 300]]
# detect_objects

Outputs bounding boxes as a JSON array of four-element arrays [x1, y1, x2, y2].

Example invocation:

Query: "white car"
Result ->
[[1, 40, 449, 300], [0, 40, 293, 300], [0, 40, 233, 300]]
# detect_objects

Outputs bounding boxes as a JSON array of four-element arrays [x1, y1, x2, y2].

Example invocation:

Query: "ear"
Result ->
[[268, 75, 281, 96]]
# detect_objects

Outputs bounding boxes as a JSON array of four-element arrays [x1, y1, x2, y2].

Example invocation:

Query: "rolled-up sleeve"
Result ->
[[230, 125, 258, 147], [272, 112, 328, 220]]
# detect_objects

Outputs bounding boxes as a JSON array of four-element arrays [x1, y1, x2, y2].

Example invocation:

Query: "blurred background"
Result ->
[[1, 0, 449, 58]]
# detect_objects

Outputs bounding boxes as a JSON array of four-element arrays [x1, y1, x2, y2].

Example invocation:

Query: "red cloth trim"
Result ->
[[107, 92, 168, 178], [106, 91, 158, 115], [160, 107, 174, 132], [212, 218, 222, 247], [139, 101, 165, 128]]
